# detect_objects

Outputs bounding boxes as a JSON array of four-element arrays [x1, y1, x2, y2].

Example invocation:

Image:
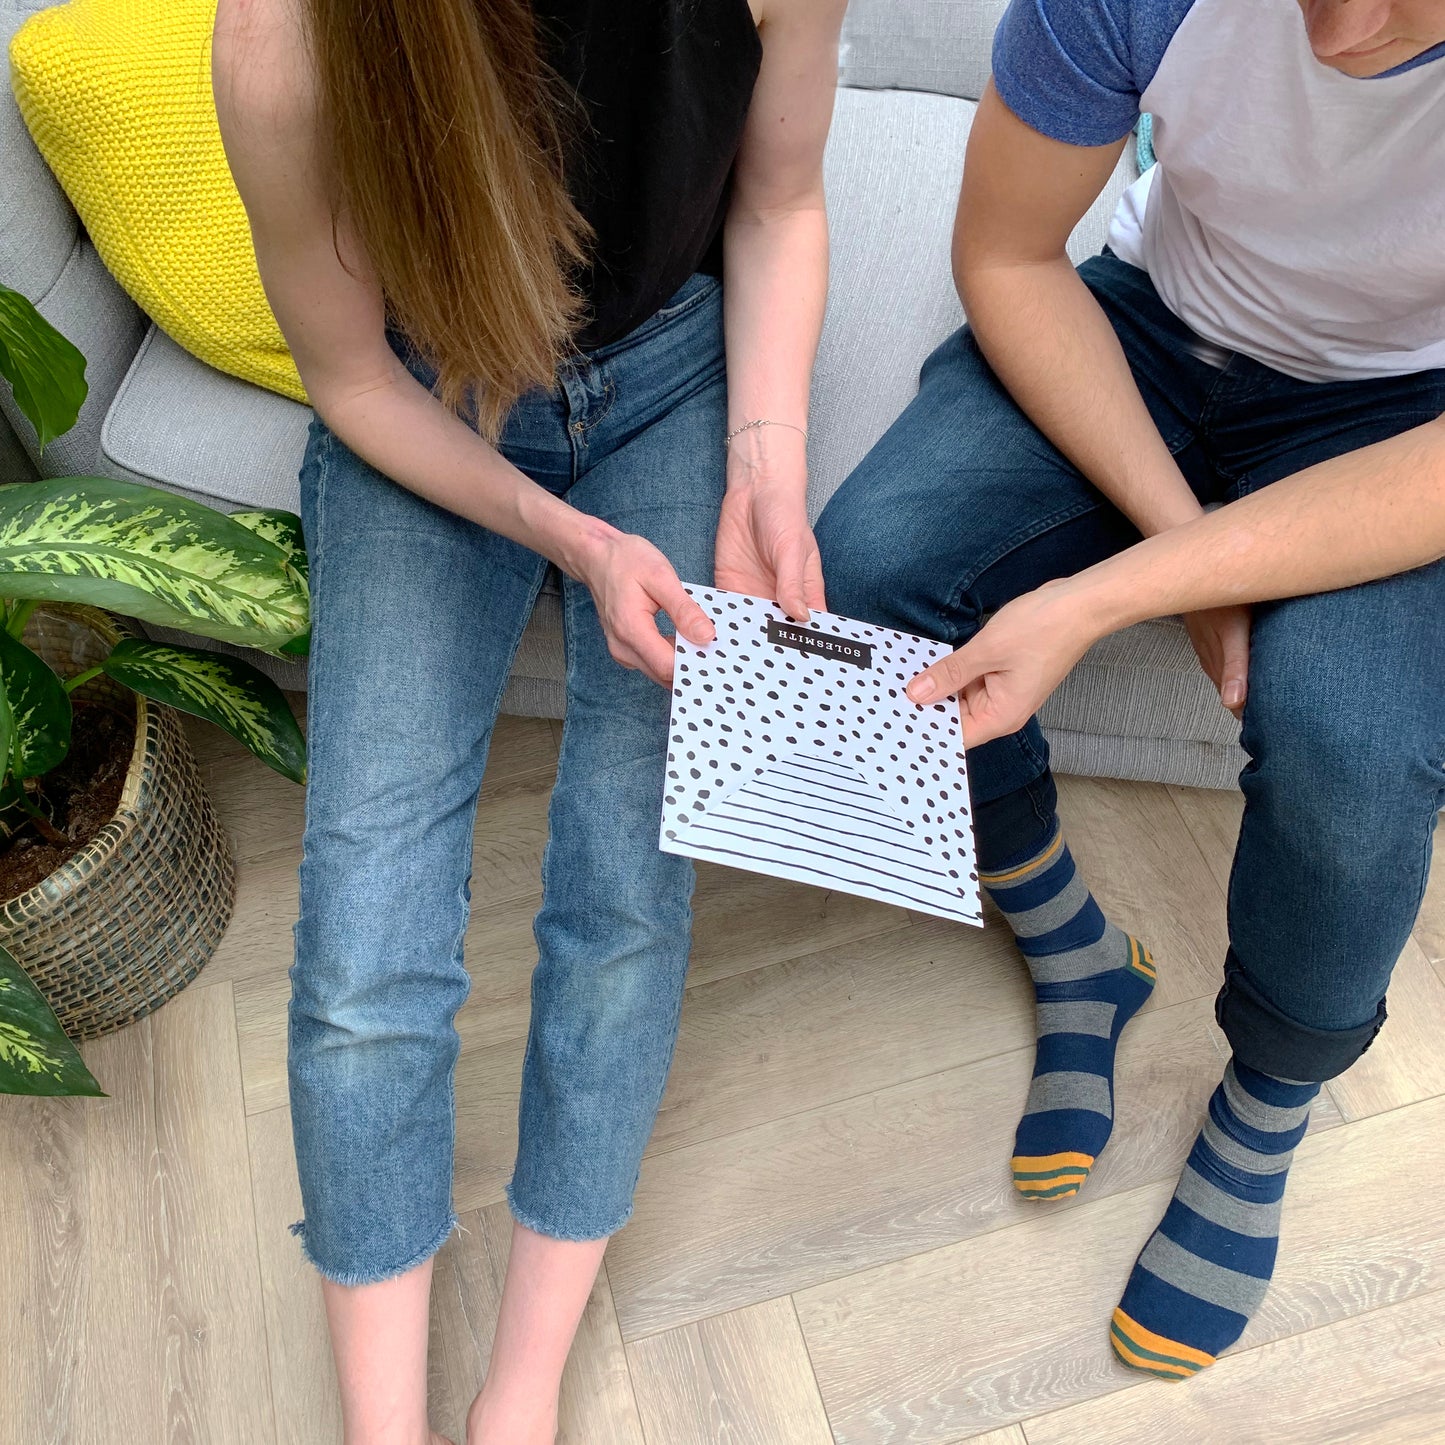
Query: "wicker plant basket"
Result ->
[[0, 604, 236, 1040]]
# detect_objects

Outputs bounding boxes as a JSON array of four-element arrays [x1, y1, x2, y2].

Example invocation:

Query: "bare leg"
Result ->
[[323, 1260, 453, 1445], [466, 1224, 609, 1445]]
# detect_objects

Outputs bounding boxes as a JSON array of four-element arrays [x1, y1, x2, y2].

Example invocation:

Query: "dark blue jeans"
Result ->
[[816, 252, 1445, 1083]]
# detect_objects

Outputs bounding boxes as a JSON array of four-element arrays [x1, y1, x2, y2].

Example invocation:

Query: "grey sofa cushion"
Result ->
[[1042, 622, 1242, 748], [806, 86, 970, 515], [99, 324, 311, 510], [1047, 728, 1243, 792], [840, 0, 1011, 102]]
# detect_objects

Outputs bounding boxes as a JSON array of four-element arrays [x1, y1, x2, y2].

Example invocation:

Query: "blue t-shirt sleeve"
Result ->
[[991, 0, 1195, 147]]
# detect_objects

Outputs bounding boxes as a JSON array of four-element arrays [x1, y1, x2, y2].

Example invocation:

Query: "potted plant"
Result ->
[[0, 281, 310, 1095]]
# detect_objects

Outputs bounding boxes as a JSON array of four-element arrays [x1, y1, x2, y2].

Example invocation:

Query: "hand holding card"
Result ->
[[659, 586, 982, 926]]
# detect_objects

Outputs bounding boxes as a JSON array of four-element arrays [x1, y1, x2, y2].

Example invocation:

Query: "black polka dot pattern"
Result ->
[[658, 587, 982, 926]]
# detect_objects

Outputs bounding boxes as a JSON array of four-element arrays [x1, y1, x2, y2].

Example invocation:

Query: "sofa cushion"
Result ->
[[99, 323, 310, 509], [840, 0, 1010, 102]]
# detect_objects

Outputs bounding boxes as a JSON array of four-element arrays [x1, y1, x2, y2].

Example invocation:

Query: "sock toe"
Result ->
[[1011, 1151, 1094, 1199], [1109, 1305, 1215, 1380]]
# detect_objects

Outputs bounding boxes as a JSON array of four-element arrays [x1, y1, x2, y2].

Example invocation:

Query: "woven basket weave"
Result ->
[[0, 604, 236, 1040]]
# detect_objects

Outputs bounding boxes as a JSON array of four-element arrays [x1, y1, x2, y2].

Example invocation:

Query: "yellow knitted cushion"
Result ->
[[9, 0, 306, 403]]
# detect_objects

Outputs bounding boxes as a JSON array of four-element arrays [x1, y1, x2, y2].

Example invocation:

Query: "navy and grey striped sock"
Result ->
[[980, 823, 1156, 1200], [1111, 1058, 1319, 1379]]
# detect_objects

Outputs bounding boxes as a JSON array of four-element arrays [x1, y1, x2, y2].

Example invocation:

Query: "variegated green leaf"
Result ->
[[102, 638, 306, 784], [0, 629, 71, 778], [0, 285, 87, 456], [0, 476, 310, 649], [229, 508, 309, 584], [0, 944, 104, 1096], [230, 509, 311, 657]]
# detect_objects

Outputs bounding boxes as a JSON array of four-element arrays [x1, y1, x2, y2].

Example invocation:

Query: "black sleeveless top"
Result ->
[[535, 0, 762, 350]]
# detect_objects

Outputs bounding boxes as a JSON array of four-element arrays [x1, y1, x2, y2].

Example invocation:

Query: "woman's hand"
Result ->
[[714, 427, 825, 621], [903, 579, 1100, 748], [1184, 603, 1251, 720], [572, 526, 716, 687]]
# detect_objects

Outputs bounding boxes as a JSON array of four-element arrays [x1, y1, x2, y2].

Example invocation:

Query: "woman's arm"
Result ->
[[212, 0, 712, 683], [714, 0, 847, 620], [906, 416, 1445, 744]]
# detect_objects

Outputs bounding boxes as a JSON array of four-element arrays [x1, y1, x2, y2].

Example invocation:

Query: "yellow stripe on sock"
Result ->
[[978, 829, 1064, 885], [1011, 1152, 1095, 1172], [1014, 1179, 1086, 1197], [1127, 938, 1157, 979], [1112, 1308, 1215, 1371], [1109, 1329, 1195, 1380]]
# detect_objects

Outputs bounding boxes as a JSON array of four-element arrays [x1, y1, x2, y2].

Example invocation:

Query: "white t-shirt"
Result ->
[[993, 0, 1445, 382]]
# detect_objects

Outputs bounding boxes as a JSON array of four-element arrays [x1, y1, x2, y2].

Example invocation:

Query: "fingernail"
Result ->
[[907, 675, 936, 703], [1223, 681, 1244, 708]]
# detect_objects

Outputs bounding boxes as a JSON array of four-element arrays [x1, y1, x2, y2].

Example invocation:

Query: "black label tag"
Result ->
[[766, 617, 874, 669]]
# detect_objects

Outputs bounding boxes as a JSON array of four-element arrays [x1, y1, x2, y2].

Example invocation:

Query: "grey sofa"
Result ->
[[1, 0, 1245, 789]]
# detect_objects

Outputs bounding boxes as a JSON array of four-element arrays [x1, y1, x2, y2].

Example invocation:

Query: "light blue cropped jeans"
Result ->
[[288, 274, 726, 1284]]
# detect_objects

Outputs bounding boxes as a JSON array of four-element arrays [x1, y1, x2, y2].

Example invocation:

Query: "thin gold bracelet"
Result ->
[[725, 418, 809, 448]]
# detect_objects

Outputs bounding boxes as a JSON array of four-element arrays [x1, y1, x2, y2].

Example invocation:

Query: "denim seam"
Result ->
[[1405, 766, 1445, 932], [578, 373, 617, 437], [1198, 353, 1271, 485]]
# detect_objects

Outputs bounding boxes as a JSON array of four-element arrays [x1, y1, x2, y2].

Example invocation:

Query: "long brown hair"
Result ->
[[306, 0, 591, 437]]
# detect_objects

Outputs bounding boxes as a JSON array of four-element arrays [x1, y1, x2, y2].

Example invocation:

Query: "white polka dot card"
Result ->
[[659, 586, 982, 927]]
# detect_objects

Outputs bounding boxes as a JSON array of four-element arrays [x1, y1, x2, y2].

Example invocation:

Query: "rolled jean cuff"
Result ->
[[1214, 949, 1388, 1083], [973, 769, 1059, 873]]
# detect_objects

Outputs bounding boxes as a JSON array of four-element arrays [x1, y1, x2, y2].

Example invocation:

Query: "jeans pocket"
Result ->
[[592, 274, 722, 360], [650, 272, 722, 323]]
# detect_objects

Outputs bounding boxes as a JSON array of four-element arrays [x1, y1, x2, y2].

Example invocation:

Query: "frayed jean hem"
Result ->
[[506, 1183, 633, 1243], [289, 1212, 459, 1287]]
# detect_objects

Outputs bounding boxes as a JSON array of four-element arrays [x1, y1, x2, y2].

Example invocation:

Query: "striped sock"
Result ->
[[1111, 1059, 1319, 1380], [981, 825, 1156, 1201]]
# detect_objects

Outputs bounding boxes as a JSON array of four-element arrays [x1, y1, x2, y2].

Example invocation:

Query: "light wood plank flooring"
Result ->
[[6, 703, 1443, 1445]]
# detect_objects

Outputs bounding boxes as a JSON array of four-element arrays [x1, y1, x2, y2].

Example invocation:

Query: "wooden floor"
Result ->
[[7, 704, 1445, 1445]]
